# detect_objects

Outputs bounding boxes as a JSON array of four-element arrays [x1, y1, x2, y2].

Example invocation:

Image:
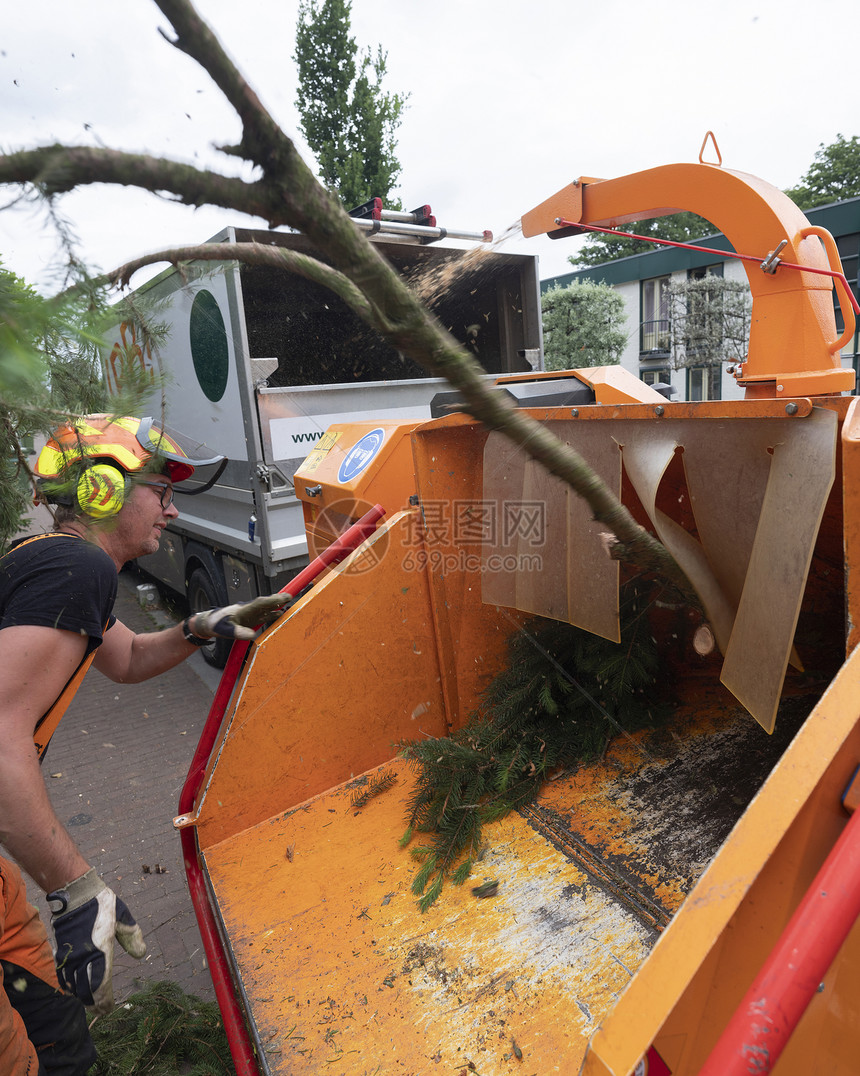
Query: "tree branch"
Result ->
[[155, 0, 289, 171], [106, 242, 375, 324], [0, 0, 702, 609], [0, 144, 258, 210]]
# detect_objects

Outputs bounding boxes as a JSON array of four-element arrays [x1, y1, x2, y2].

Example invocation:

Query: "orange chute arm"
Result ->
[[523, 164, 855, 398]]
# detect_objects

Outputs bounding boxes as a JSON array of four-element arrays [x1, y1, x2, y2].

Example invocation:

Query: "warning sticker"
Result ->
[[300, 430, 341, 474]]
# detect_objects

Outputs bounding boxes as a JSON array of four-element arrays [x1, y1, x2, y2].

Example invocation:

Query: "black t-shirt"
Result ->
[[0, 533, 117, 654]]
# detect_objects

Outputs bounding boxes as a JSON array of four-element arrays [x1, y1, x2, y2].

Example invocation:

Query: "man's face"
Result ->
[[117, 477, 179, 558]]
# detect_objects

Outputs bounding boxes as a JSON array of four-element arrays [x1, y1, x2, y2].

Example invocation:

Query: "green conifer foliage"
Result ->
[[399, 587, 666, 911], [90, 980, 234, 1075]]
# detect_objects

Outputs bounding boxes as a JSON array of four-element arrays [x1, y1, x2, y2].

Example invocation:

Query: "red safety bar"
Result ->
[[698, 800, 860, 1075], [177, 504, 386, 1076]]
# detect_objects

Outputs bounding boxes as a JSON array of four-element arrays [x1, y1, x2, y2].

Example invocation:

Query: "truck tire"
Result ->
[[187, 566, 231, 670]]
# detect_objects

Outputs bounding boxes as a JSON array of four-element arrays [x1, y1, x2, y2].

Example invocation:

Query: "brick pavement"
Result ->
[[24, 564, 220, 1004]]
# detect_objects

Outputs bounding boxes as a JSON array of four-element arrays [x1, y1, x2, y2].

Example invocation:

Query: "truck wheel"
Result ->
[[187, 567, 230, 670]]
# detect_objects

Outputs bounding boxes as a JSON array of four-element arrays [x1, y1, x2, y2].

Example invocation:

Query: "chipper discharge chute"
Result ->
[[177, 154, 860, 1076]]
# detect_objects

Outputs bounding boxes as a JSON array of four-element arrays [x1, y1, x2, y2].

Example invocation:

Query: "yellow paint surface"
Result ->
[[204, 758, 656, 1075]]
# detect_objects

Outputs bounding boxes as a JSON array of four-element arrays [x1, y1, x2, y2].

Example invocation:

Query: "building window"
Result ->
[[688, 264, 724, 282], [641, 276, 670, 353], [687, 364, 721, 401], [641, 367, 671, 388]]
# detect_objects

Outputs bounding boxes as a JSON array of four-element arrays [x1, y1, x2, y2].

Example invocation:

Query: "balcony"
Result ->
[[641, 318, 670, 355]]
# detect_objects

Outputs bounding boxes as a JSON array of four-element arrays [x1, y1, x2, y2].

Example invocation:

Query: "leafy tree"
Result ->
[[784, 134, 860, 209], [541, 280, 627, 370], [572, 211, 712, 268], [662, 275, 751, 401], [294, 0, 408, 209]]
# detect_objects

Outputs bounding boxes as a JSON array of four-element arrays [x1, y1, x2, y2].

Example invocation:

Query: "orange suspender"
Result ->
[[33, 651, 99, 759], [2, 533, 105, 759]]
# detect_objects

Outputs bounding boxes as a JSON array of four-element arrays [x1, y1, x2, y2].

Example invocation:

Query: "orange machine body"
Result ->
[[294, 420, 421, 558], [179, 157, 860, 1076]]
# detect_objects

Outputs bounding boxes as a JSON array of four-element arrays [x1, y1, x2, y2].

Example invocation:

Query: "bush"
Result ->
[[541, 280, 627, 371]]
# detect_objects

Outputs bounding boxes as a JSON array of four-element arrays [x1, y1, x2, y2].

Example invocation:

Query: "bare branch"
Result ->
[[106, 242, 375, 324], [155, 0, 286, 169]]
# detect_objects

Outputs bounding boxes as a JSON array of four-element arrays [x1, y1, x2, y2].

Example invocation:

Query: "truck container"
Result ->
[[103, 223, 542, 664]]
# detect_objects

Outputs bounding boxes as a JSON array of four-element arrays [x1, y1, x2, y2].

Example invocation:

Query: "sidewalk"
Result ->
[[25, 563, 221, 1003]]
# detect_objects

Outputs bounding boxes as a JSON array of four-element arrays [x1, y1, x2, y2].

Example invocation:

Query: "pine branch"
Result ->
[[89, 980, 234, 1075], [0, 0, 704, 608], [399, 583, 668, 910], [351, 768, 397, 810]]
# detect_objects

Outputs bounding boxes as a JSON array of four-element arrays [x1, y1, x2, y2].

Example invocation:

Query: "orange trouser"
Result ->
[[0, 855, 95, 1075]]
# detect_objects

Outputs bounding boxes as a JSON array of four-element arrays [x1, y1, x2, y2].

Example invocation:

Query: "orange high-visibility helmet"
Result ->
[[35, 414, 227, 518]]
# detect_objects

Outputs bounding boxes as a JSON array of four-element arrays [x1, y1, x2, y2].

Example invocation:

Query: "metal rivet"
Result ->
[[571, 408, 579, 417], [655, 405, 665, 417], [785, 402, 799, 415], [776, 384, 784, 392]]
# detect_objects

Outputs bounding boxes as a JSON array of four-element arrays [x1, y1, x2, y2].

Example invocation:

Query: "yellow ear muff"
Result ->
[[76, 464, 129, 519]]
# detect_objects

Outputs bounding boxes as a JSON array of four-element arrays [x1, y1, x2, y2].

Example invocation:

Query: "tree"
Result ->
[[572, 211, 712, 268], [664, 275, 751, 399], [294, 0, 408, 209], [541, 281, 627, 370], [0, 0, 699, 606], [665, 276, 751, 368], [784, 134, 860, 210], [0, 261, 111, 546]]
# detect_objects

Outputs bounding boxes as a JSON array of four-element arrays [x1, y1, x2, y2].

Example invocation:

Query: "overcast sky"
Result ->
[[3, 0, 859, 293]]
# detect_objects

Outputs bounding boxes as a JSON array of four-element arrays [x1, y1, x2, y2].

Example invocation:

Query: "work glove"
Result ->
[[190, 591, 294, 641], [47, 868, 146, 1014]]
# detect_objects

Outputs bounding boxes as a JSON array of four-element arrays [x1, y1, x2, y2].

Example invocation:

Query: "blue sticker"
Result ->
[[337, 428, 386, 483]]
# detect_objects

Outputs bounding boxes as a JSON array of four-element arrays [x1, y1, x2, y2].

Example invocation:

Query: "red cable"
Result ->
[[556, 218, 860, 315]]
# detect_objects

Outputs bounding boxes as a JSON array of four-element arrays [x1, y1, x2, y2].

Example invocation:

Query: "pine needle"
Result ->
[[350, 767, 397, 810]]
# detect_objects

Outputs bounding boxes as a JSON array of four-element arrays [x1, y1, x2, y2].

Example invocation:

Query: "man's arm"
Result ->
[[93, 591, 294, 683], [0, 625, 91, 891], [0, 622, 148, 1012], [92, 618, 200, 684]]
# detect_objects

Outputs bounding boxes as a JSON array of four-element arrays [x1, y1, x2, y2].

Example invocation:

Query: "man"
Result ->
[[0, 415, 290, 1074]]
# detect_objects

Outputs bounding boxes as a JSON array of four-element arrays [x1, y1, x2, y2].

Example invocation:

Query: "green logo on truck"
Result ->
[[189, 289, 229, 402]]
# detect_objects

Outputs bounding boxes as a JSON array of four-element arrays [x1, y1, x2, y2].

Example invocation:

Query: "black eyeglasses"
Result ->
[[137, 481, 175, 509]]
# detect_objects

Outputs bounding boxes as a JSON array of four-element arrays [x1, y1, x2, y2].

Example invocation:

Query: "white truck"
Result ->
[[103, 218, 544, 664]]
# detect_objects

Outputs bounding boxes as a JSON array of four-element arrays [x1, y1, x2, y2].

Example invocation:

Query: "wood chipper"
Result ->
[[175, 150, 860, 1076]]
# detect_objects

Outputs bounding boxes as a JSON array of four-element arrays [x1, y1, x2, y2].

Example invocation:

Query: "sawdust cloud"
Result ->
[[407, 219, 525, 308]]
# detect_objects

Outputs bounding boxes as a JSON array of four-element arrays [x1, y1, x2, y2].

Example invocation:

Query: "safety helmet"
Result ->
[[35, 414, 227, 519]]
